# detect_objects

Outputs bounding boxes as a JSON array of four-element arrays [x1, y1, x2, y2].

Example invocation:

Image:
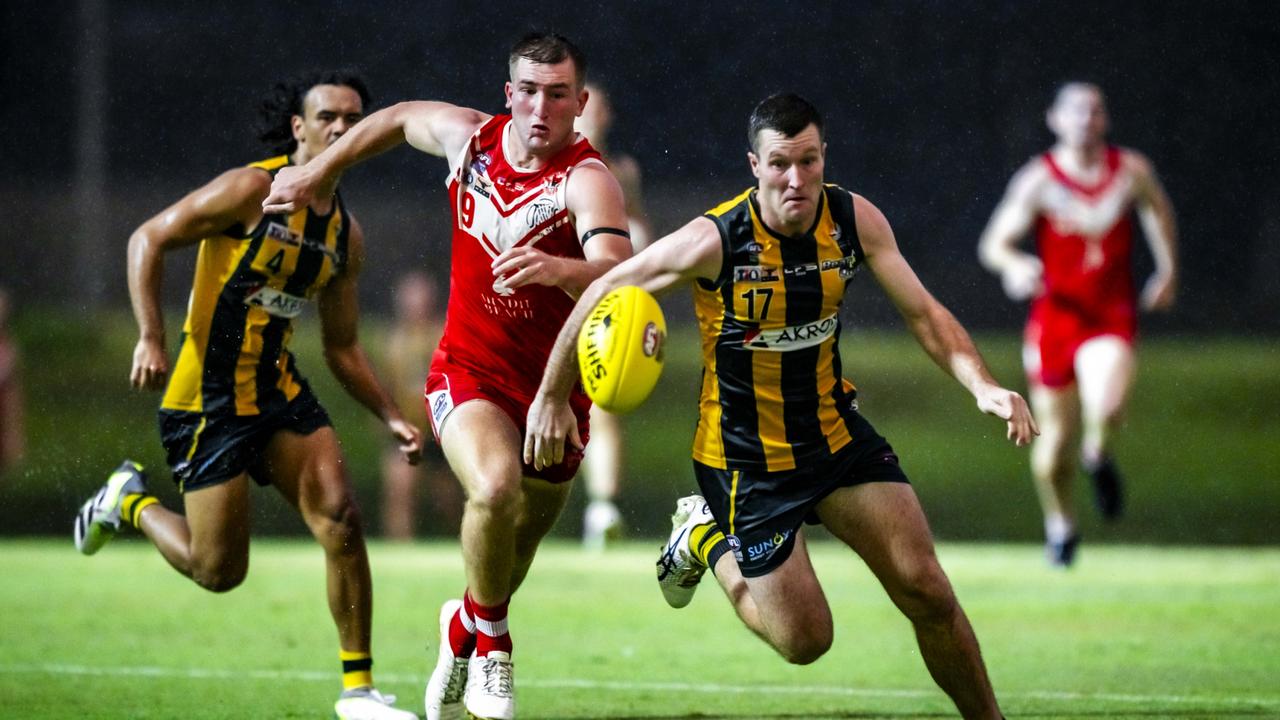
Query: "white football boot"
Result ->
[[656, 494, 717, 608], [334, 686, 418, 720], [463, 650, 514, 720], [73, 460, 148, 555], [424, 599, 470, 720]]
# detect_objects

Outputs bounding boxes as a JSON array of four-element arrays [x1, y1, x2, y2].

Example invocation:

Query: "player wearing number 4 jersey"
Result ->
[[528, 94, 1037, 720], [71, 71, 423, 720], [978, 82, 1178, 567], [263, 33, 632, 720]]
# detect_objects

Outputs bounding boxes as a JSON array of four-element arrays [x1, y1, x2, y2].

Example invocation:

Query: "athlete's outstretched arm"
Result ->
[[317, 218, 423, 465], [1127, 151, 1179, 311], [524, 217, 723, 470], [126, 168, 271, 391], [977, 161, 1046, 302], [262, 101, 490, 214], [492, 164, 633, 298], [860, 193, 1038, 447]]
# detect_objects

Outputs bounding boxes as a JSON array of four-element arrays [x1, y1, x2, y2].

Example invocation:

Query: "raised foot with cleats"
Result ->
[[425, 599, 468, 720], [334, 686, 418, 720], [73, 460, 148, 555], [656, 494, 716, 608], [464, 651, 514, 720]]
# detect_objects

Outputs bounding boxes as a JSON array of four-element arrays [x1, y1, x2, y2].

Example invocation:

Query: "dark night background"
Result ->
[[3, 1, 1279, 333]]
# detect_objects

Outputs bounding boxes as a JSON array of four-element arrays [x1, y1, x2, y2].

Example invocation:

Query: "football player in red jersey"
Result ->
[[264, 33, 631, 720], [979, 82, 1178, 566]]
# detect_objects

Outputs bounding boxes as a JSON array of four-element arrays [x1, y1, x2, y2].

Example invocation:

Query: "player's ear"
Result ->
[[504, 81, 513, 110], [290, 114, 305, 143], [747, 151, 760, 178], [577, 87, 589, 117]]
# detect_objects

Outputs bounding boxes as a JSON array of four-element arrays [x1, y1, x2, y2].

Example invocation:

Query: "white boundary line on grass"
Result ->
[[11, 663, 1280, 710]]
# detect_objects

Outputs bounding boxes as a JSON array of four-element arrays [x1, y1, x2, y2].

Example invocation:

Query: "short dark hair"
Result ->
[[257, 70, 372, 156], [508, 32, 587, 88], [748, 93, 824, 152]]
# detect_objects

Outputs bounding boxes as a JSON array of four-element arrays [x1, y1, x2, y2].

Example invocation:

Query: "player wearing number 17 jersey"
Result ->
[[528, 93, 1037, 720], [263, 33, 632, 720]]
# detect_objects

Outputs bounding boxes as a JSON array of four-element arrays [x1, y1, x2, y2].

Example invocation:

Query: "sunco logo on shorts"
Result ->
[[745, 530, 792, 563], [742, 314, 838, 351], [244, 285, 308, 319]]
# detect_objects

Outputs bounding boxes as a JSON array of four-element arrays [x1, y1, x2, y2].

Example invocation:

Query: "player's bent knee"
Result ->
[[191, 558, 248, 593], [465, 476, 522, 515], [308, 494, 365, 549], [776, 630, 832, 665], [893, 563, 958, 623]]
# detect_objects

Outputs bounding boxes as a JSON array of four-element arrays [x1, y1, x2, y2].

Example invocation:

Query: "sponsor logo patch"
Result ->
[[733, 265, 780, 283], [426, 388, 454, 433], [742, 314, 838, 351], [744, 529, 793, 563], [244, 285, 308, 318], [524, 198, 559, 229]]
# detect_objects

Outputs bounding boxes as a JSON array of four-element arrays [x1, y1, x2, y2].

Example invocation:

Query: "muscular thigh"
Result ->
[[260, 426, 351, 518], [816, 482, 942, 596], [439, 399, 525, 498], [742, 531, 830, 627], [183, 472, 252, 566]]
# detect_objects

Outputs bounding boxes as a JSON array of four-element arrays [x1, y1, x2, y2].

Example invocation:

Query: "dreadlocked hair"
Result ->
[[257, 70, 372, 156]]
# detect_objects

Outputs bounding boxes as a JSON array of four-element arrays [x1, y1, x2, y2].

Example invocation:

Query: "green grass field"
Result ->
[[3, 539, 1277, 719], [5, 309, 1280, 544]]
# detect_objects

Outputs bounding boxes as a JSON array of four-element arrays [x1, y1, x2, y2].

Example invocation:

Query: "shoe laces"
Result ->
[[655, 529, 686, 581], [442, 657, 468, 702], [478, 656, 513, 698]]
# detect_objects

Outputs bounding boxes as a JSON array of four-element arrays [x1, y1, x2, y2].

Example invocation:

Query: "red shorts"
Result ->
[[424, 354, 591, 484], [1024, 296, 1136, 388]]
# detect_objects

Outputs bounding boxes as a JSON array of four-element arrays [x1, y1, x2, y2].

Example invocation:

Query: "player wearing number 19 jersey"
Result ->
[[260, 33, 634, 720], [425, 112, 605, 483]]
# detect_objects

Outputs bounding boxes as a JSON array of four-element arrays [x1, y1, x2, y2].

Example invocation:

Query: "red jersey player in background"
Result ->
[[978, 82, 1178, 567], [263, 33, 631, 720]]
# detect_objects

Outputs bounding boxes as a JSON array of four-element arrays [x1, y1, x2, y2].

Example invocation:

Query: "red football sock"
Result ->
[[468, 591, 512, 657], [448, 592, 477, 657]]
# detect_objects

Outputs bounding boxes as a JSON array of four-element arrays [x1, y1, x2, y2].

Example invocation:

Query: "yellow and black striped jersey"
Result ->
[[692, 185, 864, 471], [161, 155, 350, 416]]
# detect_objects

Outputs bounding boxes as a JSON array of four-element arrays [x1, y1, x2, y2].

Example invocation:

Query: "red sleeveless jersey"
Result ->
[[1033, 146, 1136, 321], [437, 115, 605, 400]]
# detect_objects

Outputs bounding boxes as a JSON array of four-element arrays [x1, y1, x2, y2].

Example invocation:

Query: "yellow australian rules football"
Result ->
[[577, 285, 667, 414]]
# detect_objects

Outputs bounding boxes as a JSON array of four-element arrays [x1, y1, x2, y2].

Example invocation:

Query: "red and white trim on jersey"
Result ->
[[435, 114, 604, 406]]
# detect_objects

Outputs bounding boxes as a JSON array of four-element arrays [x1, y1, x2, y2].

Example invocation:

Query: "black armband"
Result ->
[[580, 226, 631, 245]]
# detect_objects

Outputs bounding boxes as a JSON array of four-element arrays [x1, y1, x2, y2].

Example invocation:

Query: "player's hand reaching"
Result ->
[[974, 383, 1039, 447], [524, 391, 583, 471], [387, 417, 424, 466], [492, 246, 567, 290], [262, 165, 320, 215], [130, 336, 169, 391], [1140, 271, 1177, 312]]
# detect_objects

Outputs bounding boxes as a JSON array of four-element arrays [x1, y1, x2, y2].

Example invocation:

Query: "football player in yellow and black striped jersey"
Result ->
[[71, 72, 421, 720], [528, 94, 1038, 720]]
